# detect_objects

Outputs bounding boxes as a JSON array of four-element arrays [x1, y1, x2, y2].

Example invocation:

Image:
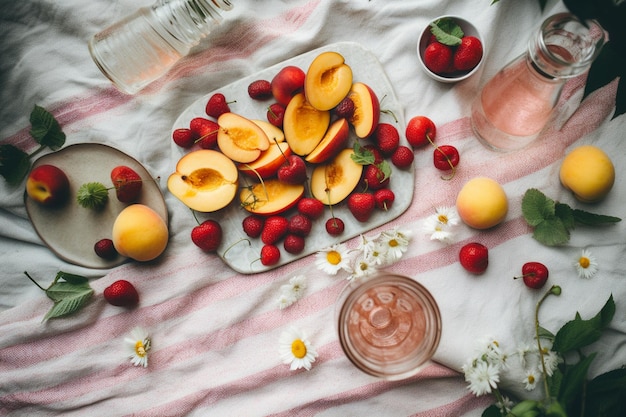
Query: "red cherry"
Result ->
[[515, 262, 549, 289]]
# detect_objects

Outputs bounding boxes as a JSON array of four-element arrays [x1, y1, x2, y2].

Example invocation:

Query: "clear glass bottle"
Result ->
[[471, 13, 606, 151], [336, 273, 441, 380], [89, 0, 234, 94]]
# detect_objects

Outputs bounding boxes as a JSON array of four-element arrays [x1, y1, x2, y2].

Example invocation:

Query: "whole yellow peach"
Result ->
[[559, 145, 615, 203], [112, 204, 169, 261], [456, 177, 508, 229]]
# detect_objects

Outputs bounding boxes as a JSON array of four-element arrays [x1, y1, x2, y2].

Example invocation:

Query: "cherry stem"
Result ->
[[534, 285, 561, 399], [24, 271, 46, 291], [513, 272, 536, 280], [427, 134, 456, 180], [223, 237, 250, 258]]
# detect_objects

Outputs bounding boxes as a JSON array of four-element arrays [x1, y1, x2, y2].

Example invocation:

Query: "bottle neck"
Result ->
[[151, 0, 233, 53], [528, 12, 606, 80]]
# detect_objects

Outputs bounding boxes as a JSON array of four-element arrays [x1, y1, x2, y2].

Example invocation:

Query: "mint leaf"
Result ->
[[572, 209, 621, 226], [376, 160, 392, 182], [55, 271, 89, 285], [522, 188, 555, 226], [43, 285, 94, 322], [533, 217, 570, 246], [29, 105, 66, 150], [351, 142, 375, 165], [555, 202, 576, 231], [0, 144, 31, 185], [430, 18, 464, 46]]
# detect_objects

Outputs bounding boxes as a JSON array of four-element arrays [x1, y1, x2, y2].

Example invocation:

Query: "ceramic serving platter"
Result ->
[[170, 41, 414, 274]]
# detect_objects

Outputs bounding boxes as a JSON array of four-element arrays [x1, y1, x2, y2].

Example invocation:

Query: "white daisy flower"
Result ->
[[496, 395, 515, 415], [350, 255, 378, 281], [365, 241, 388, 266], [278, 292, 297, 309], [422, 215, 455, 243], [464, 359, 500, 396], [540, 349, 561, 377], [125, 327, 151, 368], [522, 369, 539, 391], [278, 275, 307, 309], [315, 243, 352, 275], [378, 226, 411, 262], [434, 206, 460, 226], [278, 327, 318, 371], [356, 233, 380, 260], [574, 249, 599, 279]]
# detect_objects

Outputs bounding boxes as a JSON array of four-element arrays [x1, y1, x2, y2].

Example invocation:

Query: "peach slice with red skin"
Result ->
[[238, 141, 292, 179], [251, 119, 285, 144], [310, 148, 364, 205], [167, 149, 239, 212], [283, 92, 331, 156], [240, 178, 305, 216], [304, 51, 353, 111], [348, 82, 380, 138], [305, 118, 350, 164], [271, 66, 306, 106], [217, 112, 270, 163]]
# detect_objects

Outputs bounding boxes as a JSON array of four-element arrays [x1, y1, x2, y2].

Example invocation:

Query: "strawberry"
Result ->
[[111, 165, 142, 203], [405, 116, 436, 148], [362, 163, 390, 190], [104, 280, 139, 307], [515, 262, 549, 289], [260, 244, 280, 266], [94, 238, 118, 260], [267, 103, 286, 128], [347, 192, 376, 222], [459, 242, 489, 274], [433, 145, 460, 171], [423, 42, 453, 75], [297, 197, 324, 219], [277, 155, 307, 184], [190, 117, 219, 149], [374, 123, 400, 156], [205, 93, 233, 118], [172, 128, 198, 148], [363, 145, 384, 164], [374, 188, 395, 211], [391, 145, 414, 169], [261, 215, 289, 245], [333, 97, 355, 119], [283, 234, 305, 254], [453, 36, 483, 72], [247, 80, 272, 100], [325, 217, 345, 235], [242, 214, 264, 238], [191, 220, 222, 252], [288, 213, 312, 237]]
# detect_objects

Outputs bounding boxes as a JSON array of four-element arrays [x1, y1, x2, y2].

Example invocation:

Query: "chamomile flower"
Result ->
[[350, 255, 378, 281], [496, 396, 514, 415], [278, 292, 297, 310], [125, 327, 151, 368], [422, 206, 459, 243], [356, 233, 380, 260], [522, 369, 539, 391], [315, 243, 352, 275], [278, 275, 307, 309], [278, 327, 318, 371], [464, 359, 500, 396], [434, 206, 460, 226], [540, 349, 561, 377], [378, 226, 411, 262], [574, 249, 599, 279]]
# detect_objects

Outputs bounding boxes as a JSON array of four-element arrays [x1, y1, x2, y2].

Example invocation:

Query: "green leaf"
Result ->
[[537, 325, 555, 341], [480, 404, 501, 417], [376, 160, 392, 182], [584, 368, 626, 417], [572, 209, 621, 226], [430, 18, 464, 46], [533, 217, 570, 246], [554, 202, 576, 231], [522, 188, 555, 226], [547, 368, 564, 399], [45, 281, 91, 302], [351, 142, 375, 165], [559, 352, 597, 410], [552, 295, 615, 353], [55, 271, 89, 285], [0, 144, 31, 185], [76, 182, 109, 210], [43, 286, 94, 322], [29, 105, 66, 150]]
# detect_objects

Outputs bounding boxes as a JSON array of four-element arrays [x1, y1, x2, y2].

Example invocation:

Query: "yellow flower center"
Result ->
[[388, 239, 398, 248], [291, 339, 307, 359], [579, 257, 590, 268], [527, 375, 535, 384], [135, 341, 147, 357], [326, 250, 342, 265], [438, 214, 449, 224]]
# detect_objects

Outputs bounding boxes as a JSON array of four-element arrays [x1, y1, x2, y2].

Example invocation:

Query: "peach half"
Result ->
[[252, 119, 285, 144], [167, 149, 239, 212], [304, 51, 353, 111], [283, 92, 330, 156], [305, 118, 350, 164], [311, 148, 363, 205], [238, 141, 292, 179], [348, 82, 380, 138], [217, 112, 270, 163], [240, 178, 304, 216]]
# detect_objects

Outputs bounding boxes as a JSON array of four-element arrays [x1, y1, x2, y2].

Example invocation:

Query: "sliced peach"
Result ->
[[238, 141, 292, 179], [310, 148, 363, 205], [251, 119, 285, 144], [167, 149, 239, 212], [283, 92, 330, 156], [348, 82, 380, 138], [304, 51, 353, 111], [217, 112, 270, 163], [305, 118, 350, 164], [240, 178, 304, 216]]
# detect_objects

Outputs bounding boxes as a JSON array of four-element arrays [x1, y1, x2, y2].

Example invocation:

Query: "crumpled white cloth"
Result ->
[[1, 0, 625, 416]]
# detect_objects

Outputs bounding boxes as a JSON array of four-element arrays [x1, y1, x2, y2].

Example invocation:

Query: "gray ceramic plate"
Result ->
[[25, 143, 168, 269]]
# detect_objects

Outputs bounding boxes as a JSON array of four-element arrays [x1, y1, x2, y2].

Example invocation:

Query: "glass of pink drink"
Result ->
[[336, 273, 441, 380]]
